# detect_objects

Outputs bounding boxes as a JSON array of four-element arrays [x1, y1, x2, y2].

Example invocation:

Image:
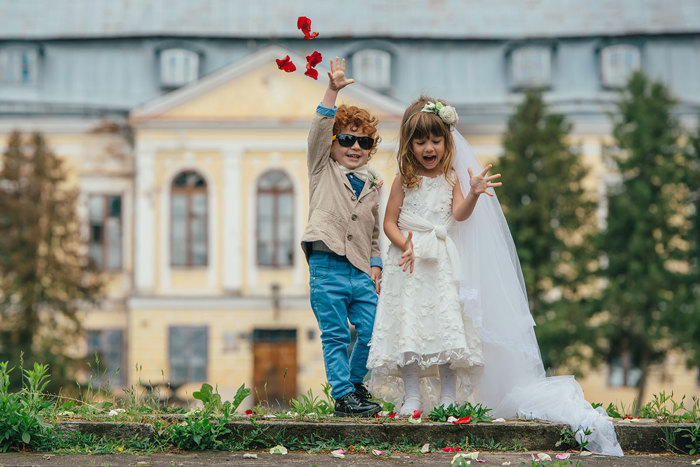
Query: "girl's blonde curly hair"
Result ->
[[397, 96, 456, 188]]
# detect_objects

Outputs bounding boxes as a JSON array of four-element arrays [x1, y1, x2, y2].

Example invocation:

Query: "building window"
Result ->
[[88, 195, 123, 271], [601, 45, 640, 88], [169, 326, 208, 384], [511, 46, 551, 89], [86, 329, 125, 386], [0, 48, 39, 86], [608, 355, 642, 388], [160, 48, 199, 88], [171, 171, 208, 267], [256, 170, 294, 267], [352, 49, 391, 89]]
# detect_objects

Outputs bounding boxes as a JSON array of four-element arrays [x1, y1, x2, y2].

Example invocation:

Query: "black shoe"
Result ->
[[353, 382, 373, 402], [334, 392, 381, 417]]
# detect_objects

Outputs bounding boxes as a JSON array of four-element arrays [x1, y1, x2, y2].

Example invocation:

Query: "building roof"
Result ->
[[2, 0, 699, 40]]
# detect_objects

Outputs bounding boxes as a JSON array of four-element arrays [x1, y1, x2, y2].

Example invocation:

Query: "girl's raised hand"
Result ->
[[468, 164, 502, 197], [398, 231, 415, 274], [327, 57, 355, 91]]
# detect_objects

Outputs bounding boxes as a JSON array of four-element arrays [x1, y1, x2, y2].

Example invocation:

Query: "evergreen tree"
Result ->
[[598, 72, 695, 407], [0, 131, 103, 391], [498, 90, 598, 372]]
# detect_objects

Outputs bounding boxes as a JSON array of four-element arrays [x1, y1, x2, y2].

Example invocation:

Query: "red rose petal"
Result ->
[[304, 66, 318, 80], [306, 51, 322, 67], [245, 409, 253, 415], [387, 412, 396, 418], [442, 447, 455, 453], [297, 16, 319, 40], [275, 55, 296, 72], [297, 16, 311, 32], [453, 416, 471, 424], [412, 410, 421, 419]]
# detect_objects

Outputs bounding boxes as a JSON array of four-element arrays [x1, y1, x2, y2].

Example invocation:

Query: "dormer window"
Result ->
[[352, 49, 391, 90], [600, 45, 640, 88], [0, 47, 39, 86], [160, 48, 199, 88], [510, 46, 551, 89]]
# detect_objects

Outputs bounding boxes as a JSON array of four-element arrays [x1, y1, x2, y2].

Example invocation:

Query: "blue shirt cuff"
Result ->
[[370, 256, 383, 269], [316, 103, 337, 117]]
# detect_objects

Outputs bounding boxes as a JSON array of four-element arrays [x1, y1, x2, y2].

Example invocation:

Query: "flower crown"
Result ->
[[409, 101, 459, 130]]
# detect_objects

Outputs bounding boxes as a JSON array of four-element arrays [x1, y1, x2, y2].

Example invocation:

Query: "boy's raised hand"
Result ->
[[328, 57, 355, 91], [468, 164, 502, 197]]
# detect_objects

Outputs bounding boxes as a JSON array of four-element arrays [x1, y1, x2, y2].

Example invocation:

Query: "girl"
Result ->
[[367, 96, 499, 415], [368, 96, 623, 457]]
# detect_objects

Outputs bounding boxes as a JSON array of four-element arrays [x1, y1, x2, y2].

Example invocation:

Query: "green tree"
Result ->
[[597, 72, 696, 407], [498, 90, 598, 372], [0, 131, 103, 391]]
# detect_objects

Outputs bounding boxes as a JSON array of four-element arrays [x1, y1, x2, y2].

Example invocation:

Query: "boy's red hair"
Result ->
[[333, 105, 381, 157]]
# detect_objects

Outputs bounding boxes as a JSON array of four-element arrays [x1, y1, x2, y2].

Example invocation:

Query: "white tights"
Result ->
[[399, 362, 457, 416]]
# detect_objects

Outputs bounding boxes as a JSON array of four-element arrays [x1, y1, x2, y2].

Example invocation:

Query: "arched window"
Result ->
[[171, 171, 207, 267], [160, 48, 199, 88], [351, 49, 392, 90], [256, 170, 294, 267], [600, 45, 640, 88]]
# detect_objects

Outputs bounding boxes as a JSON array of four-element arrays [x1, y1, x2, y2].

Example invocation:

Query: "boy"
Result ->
[[301, 57, 383, 417]]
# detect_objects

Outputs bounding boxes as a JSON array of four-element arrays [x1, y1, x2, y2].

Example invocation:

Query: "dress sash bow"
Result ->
[[398, 210, 460, 281]]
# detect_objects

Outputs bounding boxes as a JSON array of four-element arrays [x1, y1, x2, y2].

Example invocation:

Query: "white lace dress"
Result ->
[[367, 174, 484, 412]]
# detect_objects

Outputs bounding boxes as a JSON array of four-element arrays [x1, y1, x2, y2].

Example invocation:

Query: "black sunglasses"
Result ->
[[333, 133, 374, 150]]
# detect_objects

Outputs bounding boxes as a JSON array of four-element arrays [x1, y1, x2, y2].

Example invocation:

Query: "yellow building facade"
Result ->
[[1, 46, 697, 410]]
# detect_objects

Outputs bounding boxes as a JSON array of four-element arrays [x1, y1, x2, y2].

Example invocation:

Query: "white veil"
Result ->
[[451, 129, 623, 457]]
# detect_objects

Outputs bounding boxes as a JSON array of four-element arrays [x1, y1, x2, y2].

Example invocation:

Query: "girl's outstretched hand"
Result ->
[[468, 164, 502, 197], [327, 57, 355, 91], [398, 231, 415, 274]]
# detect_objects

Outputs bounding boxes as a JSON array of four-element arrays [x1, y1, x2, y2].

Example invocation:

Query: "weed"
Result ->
[[675, 422, 700, 455], [0, 362, 53, 452], [289, 385, 334, 416], [428, 401, 492, 423]]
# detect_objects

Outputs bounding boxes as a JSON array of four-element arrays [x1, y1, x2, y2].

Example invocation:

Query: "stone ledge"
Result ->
[[54, 419, 696, 453]]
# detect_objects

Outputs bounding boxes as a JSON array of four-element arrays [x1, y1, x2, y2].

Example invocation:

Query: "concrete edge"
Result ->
[[53, 419, 697, 453]]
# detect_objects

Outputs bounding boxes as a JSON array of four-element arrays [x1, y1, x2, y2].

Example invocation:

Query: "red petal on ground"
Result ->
[[453, 416, 471, 424], [412, 410, 421, 418], [442, 447, 455, 452], [275, 55, 296, 72], [304, 66, 318, 80], [245, 409, 253, 415], [306, 51, 322, 67], [387, 412, 396, 418]]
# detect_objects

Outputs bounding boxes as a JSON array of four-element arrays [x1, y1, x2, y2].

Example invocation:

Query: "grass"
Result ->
[[3, 360, 700, 455]]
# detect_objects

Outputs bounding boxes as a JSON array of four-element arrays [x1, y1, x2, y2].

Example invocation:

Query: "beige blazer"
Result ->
[[301, 112, 381, 276]]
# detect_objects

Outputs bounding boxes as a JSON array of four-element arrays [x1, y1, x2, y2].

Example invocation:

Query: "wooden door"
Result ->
[[252, 329, 297, 409]]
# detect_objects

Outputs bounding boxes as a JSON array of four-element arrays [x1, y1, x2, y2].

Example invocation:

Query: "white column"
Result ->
[[134, 148, 156, 292], [223, 148, 244, 291]]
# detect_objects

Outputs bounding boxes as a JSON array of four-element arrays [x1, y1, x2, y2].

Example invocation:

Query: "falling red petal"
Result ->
[[306, 51, 322, 67], [276, 55, 296, 72], [297, 16, 319, 39], [304, 67, 319, 80], [297, 16, 311, 31]]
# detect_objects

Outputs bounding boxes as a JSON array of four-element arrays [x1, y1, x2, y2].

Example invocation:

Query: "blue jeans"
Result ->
[[309, 251, 378, 400]]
